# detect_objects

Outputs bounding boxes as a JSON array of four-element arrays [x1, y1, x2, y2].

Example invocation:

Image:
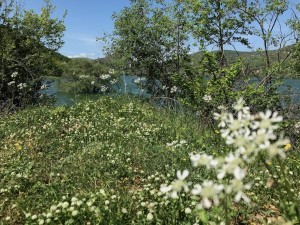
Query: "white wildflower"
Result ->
[[100, 74, 111, 80], [202, 94, 212, 102], [101, 85, 108, 92], [170, 86, 178, 94], [31, 215, 37, 220], [17, 83, 27, 89], [190, 153, 218, 169], [11, 72, 18, 78], [62, 202, 69, 208], [71, 210, 78, 216], [7, 81, 15, 86], [109, 68, 115, 74], [185, 207, 192, 214], [146, 212, 154, 221], [110, 79, 117, 84]]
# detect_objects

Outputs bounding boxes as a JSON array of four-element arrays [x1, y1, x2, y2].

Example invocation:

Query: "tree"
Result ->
[[0, 0, 65, 112], [182, 0, 251, 67], [288, 3, 300, 74], [237, 0, 299, 85], [103, 0, 190, 96]]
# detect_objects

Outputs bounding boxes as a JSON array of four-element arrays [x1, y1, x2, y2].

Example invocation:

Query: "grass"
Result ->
[[0, 95, 299, 224]]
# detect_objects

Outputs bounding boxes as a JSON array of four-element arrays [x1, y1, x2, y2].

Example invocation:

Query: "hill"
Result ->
[[0, 96, 299, 224], [191, 44, 297, 75]]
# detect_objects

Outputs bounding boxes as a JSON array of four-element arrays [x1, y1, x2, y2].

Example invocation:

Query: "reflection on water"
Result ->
[[42, 76, 300, 106]]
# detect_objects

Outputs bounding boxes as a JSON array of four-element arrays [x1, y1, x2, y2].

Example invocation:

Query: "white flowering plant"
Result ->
[[160, 98, 300, 224]]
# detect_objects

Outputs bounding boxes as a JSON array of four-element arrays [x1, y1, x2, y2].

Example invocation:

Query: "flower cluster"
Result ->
[[160, 98, 289, 211], [100, 74, 111, 80], [294, 121, 300, 133], [166, 140, 187, 149], [202, 94, 212, 102], [170, 86, 178, 94], [134, 77, 146, 84]]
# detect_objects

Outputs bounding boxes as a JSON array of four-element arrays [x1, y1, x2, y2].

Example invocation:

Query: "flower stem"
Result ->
[[224, 193, 229, 225]]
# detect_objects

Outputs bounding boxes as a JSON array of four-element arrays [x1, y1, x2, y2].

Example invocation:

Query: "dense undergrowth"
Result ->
[[0, 96, 299, 224]]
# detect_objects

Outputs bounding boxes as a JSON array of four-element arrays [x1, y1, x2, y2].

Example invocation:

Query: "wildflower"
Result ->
[[257, 110, 283, 129], [71, 197, 78, 203], [146, 212, 154, 221], [202, 94, 212, 102], [294, 122, 300, 133], [100, 74, 111, 80], [17, 83, 27, 89], [233, 98, 249, 113], [109, 68, 115, 74], [72, 210, 78, 216], [121, 208, 128, 214], [91, 81, 95, 85], [185, 207, 192, 214], [134, 77, 146, 84], [170, 86, 178, 94], [14, 143, 22, 151], [227, 179, 251, 203], [284, 143, 291, 151], [62, 202, 69, 208], [110, 79, 117, 84], [101, 85, 108, 92], [50, 205, 57, 211], [40, 84, 47, 90], [31, 215, 38, 220], [191, 180, 224, 208], [99, 189, 106, 196], [11, 72, 18, 78], [217, 152, 244, 179], [8, 81, 15, 86], [38, 219, 44, 225], [190, 153, 218, 169], [173, 170, 189, 191]]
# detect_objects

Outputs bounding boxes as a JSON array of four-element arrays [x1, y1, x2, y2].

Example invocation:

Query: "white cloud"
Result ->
[[67, 53, 98, 59]]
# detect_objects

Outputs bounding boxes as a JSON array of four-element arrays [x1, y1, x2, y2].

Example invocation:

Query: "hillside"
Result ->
[[0, 96, 299, 224], [191, 44, 297, 75]]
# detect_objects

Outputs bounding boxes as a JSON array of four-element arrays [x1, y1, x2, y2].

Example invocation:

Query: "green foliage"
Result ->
[[182, 0, 251, 65], [0, 0, 66, 112], [59, 58, 118, 94], [0, 96, 299, 224], [0, 96, 213, 224], [104, 0, 190, 96]]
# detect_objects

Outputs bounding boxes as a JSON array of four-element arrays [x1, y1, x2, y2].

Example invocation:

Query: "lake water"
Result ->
[[42, 75, 143, 106], [42, 76, 300, 106]]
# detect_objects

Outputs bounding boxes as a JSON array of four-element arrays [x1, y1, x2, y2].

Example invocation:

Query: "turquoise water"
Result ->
[[42, 75, 144, 106], [43, 76, 300, 106], [279, 79, 300, 104]]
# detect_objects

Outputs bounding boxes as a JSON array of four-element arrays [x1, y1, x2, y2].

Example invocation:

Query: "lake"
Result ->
[[42, 76, 300, 106]]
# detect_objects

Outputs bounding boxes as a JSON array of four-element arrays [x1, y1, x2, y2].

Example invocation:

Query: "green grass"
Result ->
[[0, 96, 299, 224]]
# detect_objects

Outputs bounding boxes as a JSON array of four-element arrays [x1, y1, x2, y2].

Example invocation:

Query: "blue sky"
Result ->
[[24, 0, 299, 59], [24, 0, 131, 59]]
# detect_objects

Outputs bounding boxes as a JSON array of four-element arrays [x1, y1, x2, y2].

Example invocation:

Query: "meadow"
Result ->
[[0, 95, 299, 225]]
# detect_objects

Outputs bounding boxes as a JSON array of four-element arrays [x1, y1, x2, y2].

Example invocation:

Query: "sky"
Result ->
[[24, 0, 132, 59], [23, 0, 299, 59]]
